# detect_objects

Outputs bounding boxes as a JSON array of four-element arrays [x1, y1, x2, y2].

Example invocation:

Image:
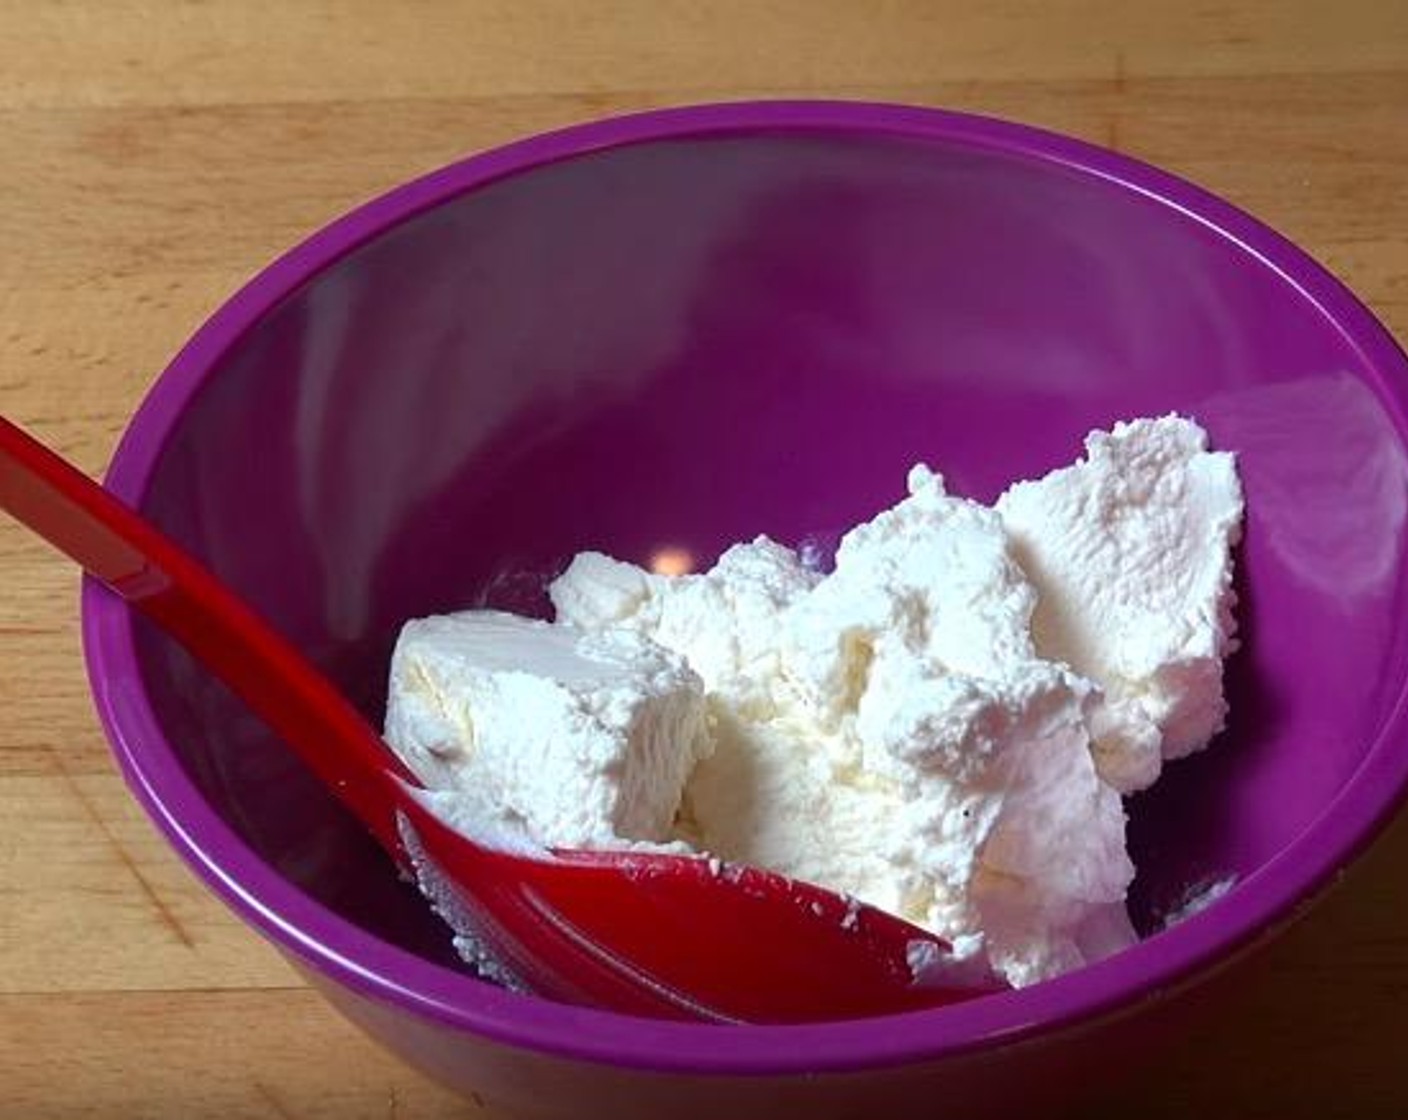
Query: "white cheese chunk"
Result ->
[[694, 470, 1131, 987], [553, 471, 1137, 987], [551, 536, 820, 718], [383, 611, 711, 851], [996, 415, 1244, 793]]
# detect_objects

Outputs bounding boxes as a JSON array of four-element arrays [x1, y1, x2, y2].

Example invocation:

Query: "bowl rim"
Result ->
[[82, 98, 1408, 1076]]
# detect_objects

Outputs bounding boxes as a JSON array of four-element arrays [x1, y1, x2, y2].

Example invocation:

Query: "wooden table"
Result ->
[[3, 3, 1406, 1116]]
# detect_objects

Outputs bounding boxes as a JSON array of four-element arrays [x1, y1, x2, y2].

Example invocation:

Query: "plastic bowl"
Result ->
[[82, 102, 1408, 1118]]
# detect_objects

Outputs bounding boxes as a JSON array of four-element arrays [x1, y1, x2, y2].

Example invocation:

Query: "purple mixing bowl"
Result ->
[[82, 101, 1408, 1117]]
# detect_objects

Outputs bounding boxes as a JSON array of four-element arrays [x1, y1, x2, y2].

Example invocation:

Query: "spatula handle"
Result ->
[[0, 415, 416, 854]]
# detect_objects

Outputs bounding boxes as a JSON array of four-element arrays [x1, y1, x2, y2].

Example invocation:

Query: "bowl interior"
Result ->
[[124, 126, 1408, 984]]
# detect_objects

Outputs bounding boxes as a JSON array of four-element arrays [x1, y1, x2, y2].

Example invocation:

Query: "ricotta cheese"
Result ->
[[384, 414, 1242, 990], [383, 611, 711, 851], [996, 416, 1244, 792], [560, 468, 1135, 986], [551, 536, 821, 718]]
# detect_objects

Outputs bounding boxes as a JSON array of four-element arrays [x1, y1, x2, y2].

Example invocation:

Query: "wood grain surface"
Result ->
[[2, 3, 1406, 1117]]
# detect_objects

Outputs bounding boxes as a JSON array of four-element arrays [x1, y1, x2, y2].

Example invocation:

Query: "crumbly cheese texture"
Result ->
[[555, 470, 1137, 986], [387, 414, 1242, 990], [551, 537, 821, 719], [383, 611, 711, 851], [996, 416, 1244, 793]]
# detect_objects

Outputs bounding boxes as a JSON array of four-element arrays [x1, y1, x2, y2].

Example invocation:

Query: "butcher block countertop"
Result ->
[[2, 3, 1407, 1116]]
